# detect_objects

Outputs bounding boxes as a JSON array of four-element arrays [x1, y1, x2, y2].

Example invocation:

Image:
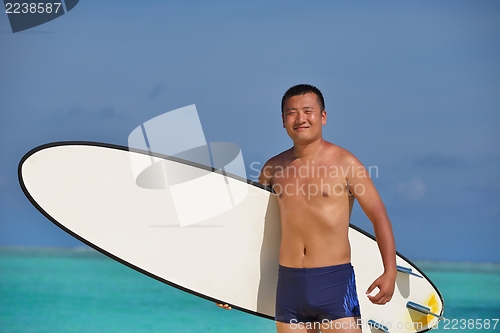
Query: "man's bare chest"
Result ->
[[271, 161, 350, 199]]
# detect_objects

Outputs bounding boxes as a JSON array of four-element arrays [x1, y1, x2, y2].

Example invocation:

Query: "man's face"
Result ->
[[282, 93, 326, 144]]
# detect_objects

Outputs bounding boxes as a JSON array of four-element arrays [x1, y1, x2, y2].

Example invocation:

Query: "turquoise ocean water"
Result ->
[[1, 248, 499, 333]]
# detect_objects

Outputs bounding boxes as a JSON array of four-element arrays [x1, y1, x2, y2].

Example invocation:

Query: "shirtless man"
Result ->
[[219, 84, 396, 333]]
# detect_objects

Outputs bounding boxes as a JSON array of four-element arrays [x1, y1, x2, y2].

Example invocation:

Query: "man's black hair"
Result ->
[[281, 84, 325, 113]]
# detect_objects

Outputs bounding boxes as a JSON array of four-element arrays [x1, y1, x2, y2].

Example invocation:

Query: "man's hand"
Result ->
[[216, 303, 232, 310], [365, 271, 396, 305]]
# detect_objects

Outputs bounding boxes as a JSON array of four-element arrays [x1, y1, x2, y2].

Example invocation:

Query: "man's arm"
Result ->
[[345, 153, 396, 305], [258, 159, 275, 187]]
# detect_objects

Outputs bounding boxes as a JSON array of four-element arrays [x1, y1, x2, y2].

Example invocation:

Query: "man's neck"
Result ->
[[292, 138, 325, 159]]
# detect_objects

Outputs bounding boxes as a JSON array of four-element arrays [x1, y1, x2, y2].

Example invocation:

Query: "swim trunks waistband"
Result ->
[[278, 262, 352, 273]]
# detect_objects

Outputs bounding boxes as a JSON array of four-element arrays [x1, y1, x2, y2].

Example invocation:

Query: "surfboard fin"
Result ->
[[397, 265, 423, 278], [406, 301, 444, 320], [368, 319, 390, 333]]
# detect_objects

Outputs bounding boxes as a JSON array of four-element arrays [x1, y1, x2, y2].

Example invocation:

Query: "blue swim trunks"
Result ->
[[275, 263, 361, 324]]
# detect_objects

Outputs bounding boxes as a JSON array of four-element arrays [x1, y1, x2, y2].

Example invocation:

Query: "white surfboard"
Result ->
[[19, 142, 444, 333]]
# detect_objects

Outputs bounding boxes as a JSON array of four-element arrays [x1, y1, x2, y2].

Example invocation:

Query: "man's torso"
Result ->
[[265, 142, 355, 268]]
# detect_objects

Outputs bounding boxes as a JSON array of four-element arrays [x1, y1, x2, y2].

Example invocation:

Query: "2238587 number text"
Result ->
[[5, 2, 62, 14], [431, 318, 499, 330]]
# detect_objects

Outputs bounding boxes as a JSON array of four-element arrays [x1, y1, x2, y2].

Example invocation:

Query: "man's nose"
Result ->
[[295, 111, 305, 123]]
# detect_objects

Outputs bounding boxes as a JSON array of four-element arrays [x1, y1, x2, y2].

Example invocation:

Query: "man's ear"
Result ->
[[282, 113, 285, 128], [322, 110, 327, 125]]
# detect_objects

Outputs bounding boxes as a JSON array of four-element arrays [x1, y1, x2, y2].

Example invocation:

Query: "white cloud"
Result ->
[[397, 177, 426, 200]]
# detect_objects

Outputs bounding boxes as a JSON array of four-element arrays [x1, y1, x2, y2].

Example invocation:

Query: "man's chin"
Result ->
[[291, 137, 317, 145]]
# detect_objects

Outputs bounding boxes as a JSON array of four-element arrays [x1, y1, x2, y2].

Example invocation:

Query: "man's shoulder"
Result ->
[[264, 148, 293, 167], [259, 149, 292, 185], [323, 142, 357, 163]]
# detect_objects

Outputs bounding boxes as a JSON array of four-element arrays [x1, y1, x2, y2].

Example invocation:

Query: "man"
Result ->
[[220, 84, 396, 333]]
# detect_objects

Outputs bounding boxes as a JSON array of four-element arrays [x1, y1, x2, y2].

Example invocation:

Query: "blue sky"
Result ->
[[1, 0, 499, 262]]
